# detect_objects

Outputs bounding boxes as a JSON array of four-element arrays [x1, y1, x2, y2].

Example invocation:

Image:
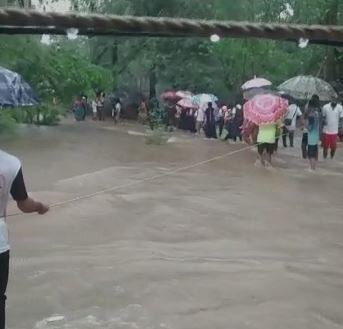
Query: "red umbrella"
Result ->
[[160, 91, 181, 102], [177, 98, 198, 109], [243, 94, 288, 125]]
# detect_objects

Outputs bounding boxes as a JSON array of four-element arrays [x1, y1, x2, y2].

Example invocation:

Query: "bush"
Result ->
[[34, 103, 61, 126], [0, 103, 66, 128], [145, 128, 168, 145], [0, 111, 16, 135]]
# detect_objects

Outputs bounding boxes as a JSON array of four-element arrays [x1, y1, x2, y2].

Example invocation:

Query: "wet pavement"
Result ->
[[2, 120, 343, 329]]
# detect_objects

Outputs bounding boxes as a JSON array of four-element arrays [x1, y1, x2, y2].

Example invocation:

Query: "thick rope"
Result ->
[[0, 8, 342, 43]]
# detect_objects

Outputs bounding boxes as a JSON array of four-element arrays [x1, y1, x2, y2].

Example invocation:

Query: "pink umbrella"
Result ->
[[160, 91, 181, 102], [177, 98, 198, 109], [242, 77, 272, 90], [243, 94, 288, 125]]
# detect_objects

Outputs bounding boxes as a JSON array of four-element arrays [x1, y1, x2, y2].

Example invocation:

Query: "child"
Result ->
[[307, 111, 320, 171]]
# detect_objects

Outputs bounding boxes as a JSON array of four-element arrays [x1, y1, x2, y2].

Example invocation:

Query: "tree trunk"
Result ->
[[324, 0, 338, 81], [149, 68, 157, 100], [111, 41, 118, 87]]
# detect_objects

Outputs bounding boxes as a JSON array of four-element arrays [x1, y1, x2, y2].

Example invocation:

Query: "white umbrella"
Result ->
[[191, 94, 218, 106], [278, 75, 338, 102], [242, 77, 272, 90]]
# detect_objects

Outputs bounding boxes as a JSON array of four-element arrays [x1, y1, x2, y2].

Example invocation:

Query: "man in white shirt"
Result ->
[[282, 102, 303, 147], [0, 150, 49, 329], [322, 101, 343, 159]]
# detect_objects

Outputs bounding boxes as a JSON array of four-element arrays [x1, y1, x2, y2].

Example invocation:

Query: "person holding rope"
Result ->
[[0, 150, 49, 329]]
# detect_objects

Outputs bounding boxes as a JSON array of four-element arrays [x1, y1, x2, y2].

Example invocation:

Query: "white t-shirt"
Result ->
[[0, 150, 21, 253], [322, 103, 343, 135], [91, 100, 97, 113], [115, 103, 121, 113], [285, 104, 302, 131], [196, 106, 205, 122]]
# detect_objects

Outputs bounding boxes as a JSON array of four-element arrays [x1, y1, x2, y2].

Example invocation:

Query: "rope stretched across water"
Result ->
[[6, 140, 263, 218], [0, 8, 342, 45]]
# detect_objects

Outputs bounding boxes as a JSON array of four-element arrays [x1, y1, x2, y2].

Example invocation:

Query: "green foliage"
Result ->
[[145, 128, 168, 145], [35, 103, 62, 126], [0, 36, 114, 105], [0, 111, 16, 136], [1, 0, 341, 117], [91, 0, 341, 99], [1, 104, 65, 127]]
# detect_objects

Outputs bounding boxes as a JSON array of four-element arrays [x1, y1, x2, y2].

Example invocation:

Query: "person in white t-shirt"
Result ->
[[195, 105, 205, 135], [0, 150, 49, 329], [321, 101, 343, 159], [282, 102, 303, 147], [112, 99, 122, 124], [91, 99, 97, 120]]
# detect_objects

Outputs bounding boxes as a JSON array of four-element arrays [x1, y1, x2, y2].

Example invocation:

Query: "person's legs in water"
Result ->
[[266, 144, 274, 166], [282, 126, 288, 147], [211, 123, 217, 139], [302, 132, 308, 159], [323, 146, 329, 159], [331, 146, 336, 159], [195, 121, 202, 135], [274, 138, 279, 152], [257, 144, 266, 167], [218, 118, 224, 138], [322, 134, 336, 159], [308, 145, 318, 171], [289, 131, 295, 147], [330, 135, 337, 159], [0, 251, 9, 329]]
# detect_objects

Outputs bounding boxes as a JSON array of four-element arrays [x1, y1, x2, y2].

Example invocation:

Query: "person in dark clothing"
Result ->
[[204, 102, 217, 139], [179, 109, 187, 131], [224, 105, 243, 142], [186, 108, 196, 133]]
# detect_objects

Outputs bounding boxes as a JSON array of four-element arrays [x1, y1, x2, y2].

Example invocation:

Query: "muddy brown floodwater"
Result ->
[[2, 120, 343, 329]]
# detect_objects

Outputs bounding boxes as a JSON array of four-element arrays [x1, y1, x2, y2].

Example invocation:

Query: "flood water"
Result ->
[[2, 120, 343, 329]]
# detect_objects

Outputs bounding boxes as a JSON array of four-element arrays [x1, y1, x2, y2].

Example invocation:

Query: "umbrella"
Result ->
[[243, 94, 288, 125], [160, 90, 181, 102], [242, 77, 272, 90], [191, 94, 218, 107], [176, 90, 193, 99], [278, 75, 338, 102], [243, 86, 273, 100], [177, 98, 198, 109], [0, 66, 37, 107]]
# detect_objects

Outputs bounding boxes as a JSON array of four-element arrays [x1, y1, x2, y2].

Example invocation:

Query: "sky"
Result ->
[[32, 0, 71, 12]]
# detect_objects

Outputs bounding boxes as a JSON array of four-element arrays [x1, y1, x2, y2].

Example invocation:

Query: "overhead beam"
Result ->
[[0, 8, 342, 45]]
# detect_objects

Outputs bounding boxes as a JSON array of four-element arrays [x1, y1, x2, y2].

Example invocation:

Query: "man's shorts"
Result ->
[[322, 133, 337, 149], [257, 143, 275, 155], [307, 145, 318, 159]]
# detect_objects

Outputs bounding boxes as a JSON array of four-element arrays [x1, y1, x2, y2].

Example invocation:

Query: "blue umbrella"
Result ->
[[0, 66, 38, 107]]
